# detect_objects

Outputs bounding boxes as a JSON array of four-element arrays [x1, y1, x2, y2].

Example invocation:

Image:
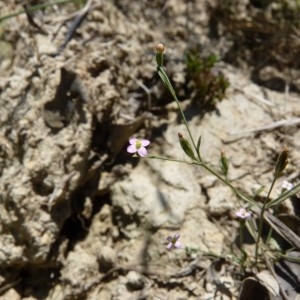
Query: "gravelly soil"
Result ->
[[0, 1, 300, 299]]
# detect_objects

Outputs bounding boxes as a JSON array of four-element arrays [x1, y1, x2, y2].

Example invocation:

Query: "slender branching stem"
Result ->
[[254, 175, 277, 264], [157, 66, 202, 162]]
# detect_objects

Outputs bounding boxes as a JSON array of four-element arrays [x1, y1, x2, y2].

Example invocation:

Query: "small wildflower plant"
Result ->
[[127, 42, 300, 292], [127, 138, 150, 157], [235, 208, 252, 219], [166, 234, 182, 250]]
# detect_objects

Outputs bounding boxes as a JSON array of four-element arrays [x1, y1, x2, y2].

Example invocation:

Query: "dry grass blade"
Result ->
[[264, 210, 300, 251], [0, 0, 74, 22], [230, 118, 300, 135]]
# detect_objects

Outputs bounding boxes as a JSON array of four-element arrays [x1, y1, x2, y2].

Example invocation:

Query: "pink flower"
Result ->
[[166, 234, 182, 250], [127, 138, 150, 157], [235, 208, 252, 219]]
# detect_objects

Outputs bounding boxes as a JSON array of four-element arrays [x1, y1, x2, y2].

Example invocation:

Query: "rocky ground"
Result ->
[[0, 0, 300, 299]]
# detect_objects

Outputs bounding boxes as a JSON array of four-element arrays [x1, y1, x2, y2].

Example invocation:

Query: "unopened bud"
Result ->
[[219, 150, 229, 177], [155, 43, 165, 67], [178, 133, 196, 160], [155, 43, 165, 53], [274, 147, 289, 178]]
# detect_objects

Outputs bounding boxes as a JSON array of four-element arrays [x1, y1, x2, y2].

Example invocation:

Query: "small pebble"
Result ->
[[98, 246, 115, 271], [126, 270, 144, 290]]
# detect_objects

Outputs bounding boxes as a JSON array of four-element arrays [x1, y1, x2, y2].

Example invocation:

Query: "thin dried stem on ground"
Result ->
[[230, 118, 300, 135]]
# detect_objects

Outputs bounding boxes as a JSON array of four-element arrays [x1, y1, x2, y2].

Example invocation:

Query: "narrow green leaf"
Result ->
[[196, 135, 201, 153], [157, 67, 176, 98], [253, 186, 265, 198], [267, 182, 300, 208]]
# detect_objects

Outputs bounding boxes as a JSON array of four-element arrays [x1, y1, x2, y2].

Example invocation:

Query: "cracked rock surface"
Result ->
[[0, 1, 300, 299]]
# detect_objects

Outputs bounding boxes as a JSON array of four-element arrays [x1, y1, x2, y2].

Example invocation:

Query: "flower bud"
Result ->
[[274, 147, 289, 178], [178, 133, 196, 160], [155, 43, 165, 67]]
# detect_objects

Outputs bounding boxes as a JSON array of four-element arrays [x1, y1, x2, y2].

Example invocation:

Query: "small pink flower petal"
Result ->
[[137, 147, 147, 157], [141, 139, 150, 147], [235, 208, 252, 219], [167, 243, 173, 250], [174, 241, 181, 248], [166, 234, 181, 250], [127, 145, 137, 153], [129, 138, 137, 145]]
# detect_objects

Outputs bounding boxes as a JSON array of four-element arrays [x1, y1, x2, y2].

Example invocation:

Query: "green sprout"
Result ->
[[185, 50, 230, 111]]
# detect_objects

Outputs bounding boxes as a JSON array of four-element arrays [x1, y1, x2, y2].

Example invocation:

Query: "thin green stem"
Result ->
[[254, 175, 277, 264], [155, 51, 267, 268], [147, 154, 199, 165], [155, 58, 263, 207], [239, 220, 246, 274], [239, 221, 244, 250], [200, 162, 258, 206], [157, 66, 201, 162], [149, 154, 257, 207]]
